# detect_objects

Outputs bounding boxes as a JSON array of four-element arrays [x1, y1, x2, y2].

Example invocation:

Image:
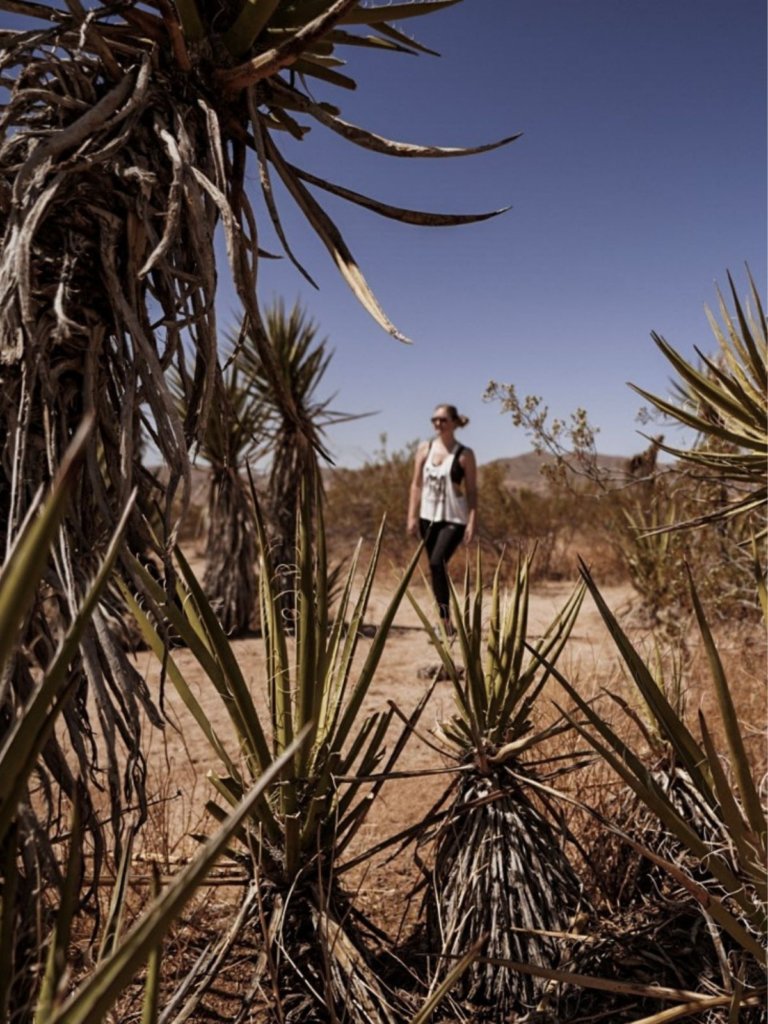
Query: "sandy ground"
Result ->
[[130, 571, 642, 937]]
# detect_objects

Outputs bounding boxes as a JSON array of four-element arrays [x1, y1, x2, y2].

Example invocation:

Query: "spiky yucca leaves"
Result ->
[[585, 637, 727, 908], [410, 553, 589, 1016], [549, 564, 767, 1021], [629, 270, 767, 532], [39, 739, 309, 1024], [127, 481, 426, 1022], [0, 422, 135, 1023]]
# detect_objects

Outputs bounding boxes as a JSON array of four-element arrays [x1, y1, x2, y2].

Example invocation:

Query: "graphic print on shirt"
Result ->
[[423, 457, 447, 518], [420, 446, 468, 525]]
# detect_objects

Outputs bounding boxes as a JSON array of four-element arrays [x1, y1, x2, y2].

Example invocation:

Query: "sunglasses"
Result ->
[[431, 416, 449, 425]]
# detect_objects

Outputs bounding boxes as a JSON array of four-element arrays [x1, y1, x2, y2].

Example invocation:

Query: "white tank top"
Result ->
[[419, 444, 468, 525]]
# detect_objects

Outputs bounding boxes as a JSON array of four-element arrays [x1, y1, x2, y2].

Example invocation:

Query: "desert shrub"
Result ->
[[326, 439, 599, 584], [325, 434, 419, 562], [478, 462, 600, 581], [566, 466, 763, 629]]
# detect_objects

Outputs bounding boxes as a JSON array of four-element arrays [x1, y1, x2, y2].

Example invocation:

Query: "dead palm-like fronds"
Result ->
[[409, 553, 590, 1018]]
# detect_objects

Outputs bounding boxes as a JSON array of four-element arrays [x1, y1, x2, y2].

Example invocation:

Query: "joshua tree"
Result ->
[[194, 361, 266, 635], [193, 300, 353, 634], [241, 299, 356, 620], [0, 0, 515, 1010]]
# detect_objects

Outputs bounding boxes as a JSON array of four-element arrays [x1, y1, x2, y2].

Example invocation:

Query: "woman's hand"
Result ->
[[463, 509, 476, 545], [461, 450, 478, 546], [406, 516, 419, 537]]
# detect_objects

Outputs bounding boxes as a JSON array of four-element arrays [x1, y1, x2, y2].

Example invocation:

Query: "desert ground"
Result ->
[[132, 569, 655, 929], [78, 541, 765, 1022]]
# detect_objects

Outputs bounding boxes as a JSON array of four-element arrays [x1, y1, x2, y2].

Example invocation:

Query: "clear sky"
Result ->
[[239, 0, 766, 467], [3, 2, 764, 467]]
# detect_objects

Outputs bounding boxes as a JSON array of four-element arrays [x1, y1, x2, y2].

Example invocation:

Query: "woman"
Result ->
[[407, 404, 477, 632]]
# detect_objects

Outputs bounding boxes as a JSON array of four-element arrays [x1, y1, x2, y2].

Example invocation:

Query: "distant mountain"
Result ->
[[485, 451, 630, 493], [152, 450, 633, 501]]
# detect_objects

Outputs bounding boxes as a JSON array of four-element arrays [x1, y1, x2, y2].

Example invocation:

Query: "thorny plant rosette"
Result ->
[[409, 552, 592, 1017], [629, 269, 767, 534]]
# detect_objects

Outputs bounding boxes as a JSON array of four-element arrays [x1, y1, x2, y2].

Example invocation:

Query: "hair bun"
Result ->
[[438, 404, 469, 428]]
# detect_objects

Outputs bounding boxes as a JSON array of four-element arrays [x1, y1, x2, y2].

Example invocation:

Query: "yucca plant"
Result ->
[[176, 357, 268, 635], [0, 425, 310, 1024], [200, 366, 265, 635], [624, 270, 767, 624], [629, 269, 767, 533], [547, 564, 767, 1022], [39, 735, 309, 1024], [0, 422, 252, 1024], [409, 552, 589, 1017], [125, 476, 428, 1021], [578, 633, 714, 910]]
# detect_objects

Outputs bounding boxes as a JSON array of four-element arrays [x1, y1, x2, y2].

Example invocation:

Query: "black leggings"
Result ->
[[419, 519, 466, 621]]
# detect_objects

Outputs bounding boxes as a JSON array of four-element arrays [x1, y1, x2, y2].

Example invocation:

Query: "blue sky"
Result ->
[[3, 2, 764, 467], [240, 0, 766, 467]]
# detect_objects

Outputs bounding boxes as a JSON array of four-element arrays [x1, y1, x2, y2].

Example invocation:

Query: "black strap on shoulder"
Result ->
[[451, 444, 465, 485]]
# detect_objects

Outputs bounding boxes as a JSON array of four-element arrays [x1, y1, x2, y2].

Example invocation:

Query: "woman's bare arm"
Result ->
[[407, 442, 429, 535], [460, 448, 478, 543]]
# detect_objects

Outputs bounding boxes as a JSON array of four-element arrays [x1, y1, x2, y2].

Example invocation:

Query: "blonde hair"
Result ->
[[437, 404, 469, 428]]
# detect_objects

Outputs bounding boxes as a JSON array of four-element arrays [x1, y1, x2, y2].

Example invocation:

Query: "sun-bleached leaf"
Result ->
[[216, 0, 360, 92], [265, 131, 413, 343]]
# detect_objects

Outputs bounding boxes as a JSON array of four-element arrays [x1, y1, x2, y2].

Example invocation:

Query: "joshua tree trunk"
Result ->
[[203, 466, 259, 634]]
